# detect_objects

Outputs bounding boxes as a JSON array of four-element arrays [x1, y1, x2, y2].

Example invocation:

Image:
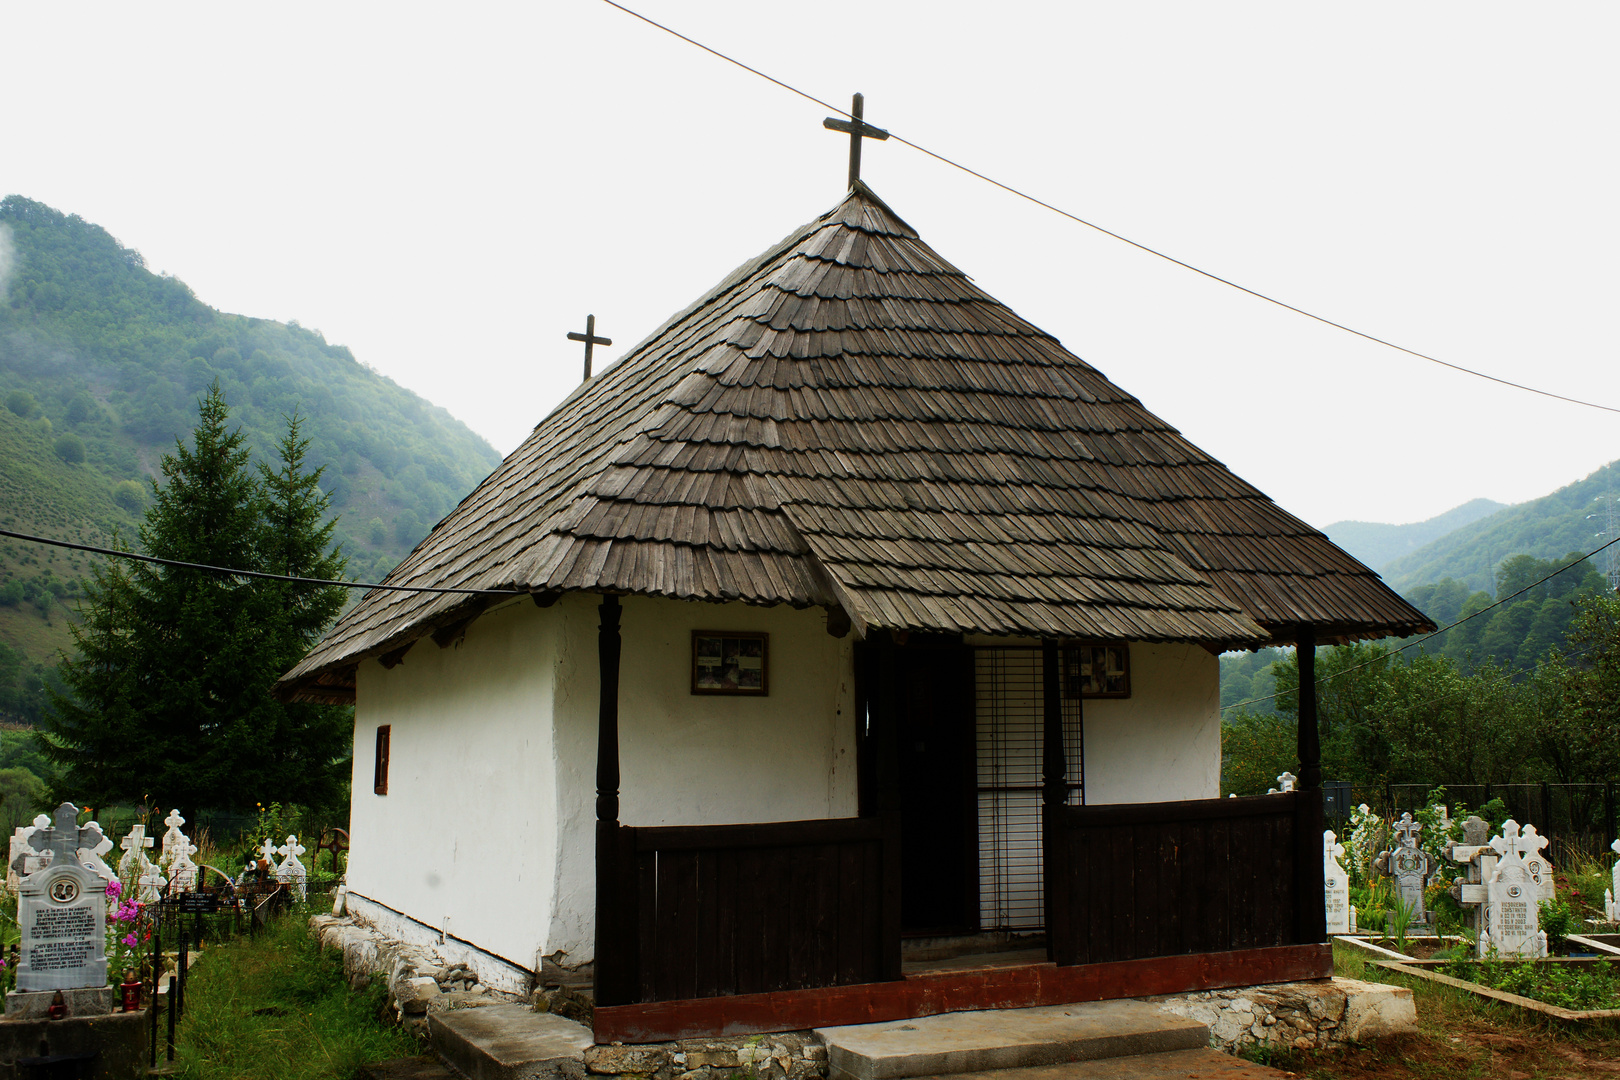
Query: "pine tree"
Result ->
[[46, 384, 351, 812]]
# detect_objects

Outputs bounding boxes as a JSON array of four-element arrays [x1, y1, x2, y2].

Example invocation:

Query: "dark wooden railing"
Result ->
[[1048, 792, 1316, 966], [595, 814, 901, 1006]]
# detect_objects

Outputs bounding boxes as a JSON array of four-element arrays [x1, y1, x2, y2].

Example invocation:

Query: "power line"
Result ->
[[598, 0, 1620, 417], [1220, 532, 1620, 713], [0, 528, 522, 598]]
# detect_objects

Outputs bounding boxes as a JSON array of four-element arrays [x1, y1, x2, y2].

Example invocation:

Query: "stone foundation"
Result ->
[[1154, 976, 1415, 1052], [311, 913, 527, 1033], [586, 1032, 828, 1080]]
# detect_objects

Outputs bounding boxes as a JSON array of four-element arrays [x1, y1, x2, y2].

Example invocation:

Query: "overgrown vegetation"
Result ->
[[174, 915, 417, 1080]]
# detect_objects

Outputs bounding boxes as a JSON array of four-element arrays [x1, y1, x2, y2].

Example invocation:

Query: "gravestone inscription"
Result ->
[[1324, 830, 1351, 935], [15, 803, 108, 992], [1483, 820, 1548, 958]]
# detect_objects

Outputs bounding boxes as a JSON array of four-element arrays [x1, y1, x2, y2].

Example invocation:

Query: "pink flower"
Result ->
[[121, 933, 137, 948], [105, 879, 122, 898]]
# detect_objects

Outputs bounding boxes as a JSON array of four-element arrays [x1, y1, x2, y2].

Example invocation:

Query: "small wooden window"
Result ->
[[373, 725, 391, 795]]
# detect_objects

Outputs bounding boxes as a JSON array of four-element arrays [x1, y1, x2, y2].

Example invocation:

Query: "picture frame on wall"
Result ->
[[1061, 644, 1131, 699], [691, 631, 769, 695]]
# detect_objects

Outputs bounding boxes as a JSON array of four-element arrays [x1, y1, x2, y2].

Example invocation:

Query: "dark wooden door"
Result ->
[[892, 641, 977, 933]]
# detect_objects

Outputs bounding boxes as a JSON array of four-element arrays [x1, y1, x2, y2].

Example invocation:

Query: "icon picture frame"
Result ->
[[1062, 643, 1131, 699], [691, 631, 769, 696]]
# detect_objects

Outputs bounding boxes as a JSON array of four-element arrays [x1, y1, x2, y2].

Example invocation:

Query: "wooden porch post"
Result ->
[[595, 595, 635, 1004], [1041, 641, 1069, 961], [1294, 626, 1326, 945]]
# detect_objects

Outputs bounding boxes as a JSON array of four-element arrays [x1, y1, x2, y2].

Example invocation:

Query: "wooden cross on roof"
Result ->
[[568, 314, 612, 382], [823, 92, 889, 190]]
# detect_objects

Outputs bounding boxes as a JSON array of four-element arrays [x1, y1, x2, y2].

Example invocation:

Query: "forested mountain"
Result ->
[[1321, 498, 1505, 574], [0, 196, 502, 716], [1380, 461, 1620, 594]]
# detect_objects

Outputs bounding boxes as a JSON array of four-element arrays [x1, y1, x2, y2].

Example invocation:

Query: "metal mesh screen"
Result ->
[[975, 647, 1085, 931]]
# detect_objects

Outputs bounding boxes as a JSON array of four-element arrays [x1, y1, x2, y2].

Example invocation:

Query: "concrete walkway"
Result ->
[[817, 1001, 1211, 1080]]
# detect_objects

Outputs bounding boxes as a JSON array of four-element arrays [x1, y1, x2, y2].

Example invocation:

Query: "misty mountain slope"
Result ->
[[1322, 498, 1507, 575], [1382, 461, 1620, 595], [0, 195, 503, 667]]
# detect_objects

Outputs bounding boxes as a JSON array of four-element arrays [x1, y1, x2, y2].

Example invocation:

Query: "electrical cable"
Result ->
[[597, 0, 1620, 416], [1220, 533, 1620, 714], [0, 528, 523, 598]]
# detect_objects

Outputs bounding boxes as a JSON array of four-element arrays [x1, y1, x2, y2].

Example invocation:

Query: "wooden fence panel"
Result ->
[[1052, 793, 1305, 967], [597, 815, 900, 1005]]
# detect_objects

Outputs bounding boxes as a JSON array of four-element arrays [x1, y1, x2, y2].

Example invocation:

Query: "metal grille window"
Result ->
[[975, 648, 1084, 931]]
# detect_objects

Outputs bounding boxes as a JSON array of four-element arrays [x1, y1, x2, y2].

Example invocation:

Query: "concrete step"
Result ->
[[428, 1003, 594, 1080], [909, 1050, 1294, 1080], [816, 1002, 1209, 1080]]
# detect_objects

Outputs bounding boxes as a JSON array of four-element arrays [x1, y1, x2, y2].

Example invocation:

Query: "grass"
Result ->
[[1266, 943, 1620, 1079], [172, 912, 419, 1080]]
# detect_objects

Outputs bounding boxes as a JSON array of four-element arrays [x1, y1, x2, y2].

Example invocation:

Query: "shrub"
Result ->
[[52, 433, 86, 464], [111, 479, 146, 514], [4, 390, 36, 418]]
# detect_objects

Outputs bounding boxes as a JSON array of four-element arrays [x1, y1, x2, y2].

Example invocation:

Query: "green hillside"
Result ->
[[0, 195, 502, 712], [1381, 461, 1620, 595], [1321, 498, 1506, 574]]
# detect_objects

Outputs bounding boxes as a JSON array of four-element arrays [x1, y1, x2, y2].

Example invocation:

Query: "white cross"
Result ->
[[163, 809, 186, 832], [1324, 830, 1345, 865], [276, 835, 306, 862], [1275, 772, 1297, 793], [1490, 820, 1548, 862], [258, 838, 278, 866], [77, 820, 116, 883], [1393, 812, 1423, 848], [1611, 837, 1619, 858], [137, 862, 169, 903], [118, 825, 154, 878]]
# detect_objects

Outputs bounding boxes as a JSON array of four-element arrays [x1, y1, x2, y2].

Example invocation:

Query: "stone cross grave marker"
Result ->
[[1484, 820, 1548, 957], [1324, 830, 1351, 935], [76, 821, 115, 885], [1377, 812, 1432, 930], [1609, 838, 1620, 922], [14, 803, 108, 993], [118, 824, 154, 881], [136, 862, 168, 904], [275, 835, 308, 898], [159, 810, 198, 894], [1447, 814, 1494, 940], [1490, 821, 1554, 903], [7, 821, 50, 893]]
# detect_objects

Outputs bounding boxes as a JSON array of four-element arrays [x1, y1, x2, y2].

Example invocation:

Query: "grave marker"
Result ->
[[1324, 830, 1351, 935], [76, 820, 116, 885], [1609, 838, 1620, 922], [1483, 821, 1547, 957], [14, 803, 108, 993], [117, 824, 154, 880], [1376, 812, 1432, 930], [275, 835, 308, 899]]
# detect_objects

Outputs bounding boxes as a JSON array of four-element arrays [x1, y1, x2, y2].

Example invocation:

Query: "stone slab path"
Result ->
[[905, 1051, 1293, 1079], [816, 1001, 1210, 1080]]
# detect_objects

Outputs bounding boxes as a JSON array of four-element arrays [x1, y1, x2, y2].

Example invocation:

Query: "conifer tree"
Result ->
[[45, 384, 351, 812]]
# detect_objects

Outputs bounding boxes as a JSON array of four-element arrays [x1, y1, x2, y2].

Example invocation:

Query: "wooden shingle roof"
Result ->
[[277, 184, 1432, 702]]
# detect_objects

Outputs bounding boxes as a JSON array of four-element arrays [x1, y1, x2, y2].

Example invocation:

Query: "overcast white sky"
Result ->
[[5, 2, 1616, 530]]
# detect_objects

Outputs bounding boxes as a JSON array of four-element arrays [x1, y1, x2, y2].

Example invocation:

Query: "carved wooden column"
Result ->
[[1294, 625, 1327, 945]]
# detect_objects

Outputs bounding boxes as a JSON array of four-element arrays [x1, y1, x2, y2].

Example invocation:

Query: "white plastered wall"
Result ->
[[547, 594, 859, 963], [1078, 642, 1221, 804], [349, 596, 560, 976], [350, 592, 858, 973]]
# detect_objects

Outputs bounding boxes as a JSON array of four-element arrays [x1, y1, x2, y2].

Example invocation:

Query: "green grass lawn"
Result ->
[[172, 913, 419, 1080]]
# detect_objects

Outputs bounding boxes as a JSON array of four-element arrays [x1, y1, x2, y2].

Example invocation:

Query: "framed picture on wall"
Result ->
[[1061, 644, 1130, 699], [691, 631, 769, 695]]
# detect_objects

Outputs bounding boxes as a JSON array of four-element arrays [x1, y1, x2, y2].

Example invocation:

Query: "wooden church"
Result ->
[[277, 135, 1431, 1040]]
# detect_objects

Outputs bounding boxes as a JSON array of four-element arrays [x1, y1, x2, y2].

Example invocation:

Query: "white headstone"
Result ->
[[1276, 772, 1297, 792], [159, 809, 198, 893], [15, 803, 108, 992], [275, 835, 307, 899], [1491, 820, 1554, 904], [1324, 830, 1351, 935], [117, 825, 155, 880], [1610, 838, 1619, 921], [258, 837, 277, 867], [75, 821, 116, 885], [1481, 820, 1548, 958], [136, 862, 168, 904], [10, 814, 53, 888]]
